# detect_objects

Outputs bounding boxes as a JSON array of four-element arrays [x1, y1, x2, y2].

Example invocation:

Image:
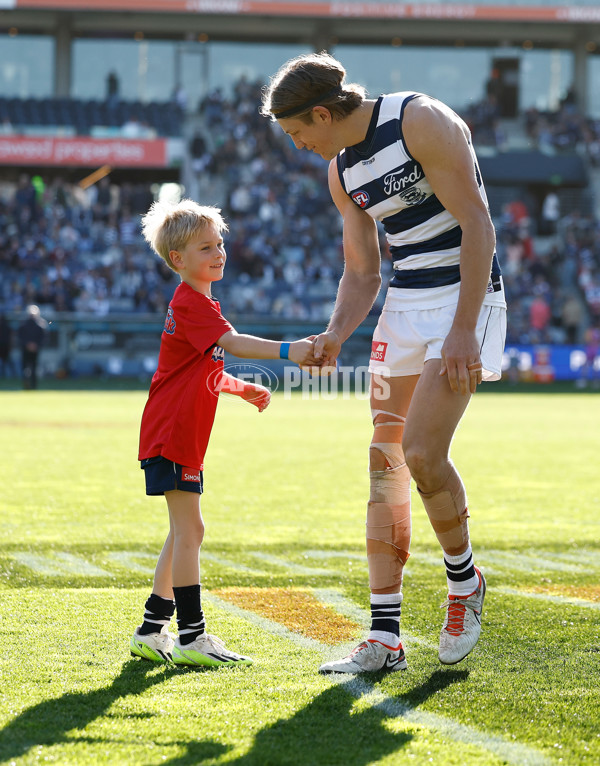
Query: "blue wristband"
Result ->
[[280, 342, 290, 360]]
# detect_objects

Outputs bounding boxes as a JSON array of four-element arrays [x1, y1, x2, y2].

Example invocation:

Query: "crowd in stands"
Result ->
[[1, 76, 599, 357], [525, 101, 600, 164]]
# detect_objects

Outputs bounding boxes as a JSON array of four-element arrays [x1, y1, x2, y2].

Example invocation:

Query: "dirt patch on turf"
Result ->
[[213, 587, 360, 644], [529, 584, 600, 602]]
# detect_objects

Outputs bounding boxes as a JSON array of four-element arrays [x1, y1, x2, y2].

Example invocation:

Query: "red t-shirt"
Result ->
[[138, 281, 232, 469]]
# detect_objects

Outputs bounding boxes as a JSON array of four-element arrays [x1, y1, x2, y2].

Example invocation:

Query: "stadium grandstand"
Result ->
[[0, 0, 599, 384]]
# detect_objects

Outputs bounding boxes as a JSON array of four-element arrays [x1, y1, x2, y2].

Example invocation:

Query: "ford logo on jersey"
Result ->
[[164, 306, 176, 335], [383, 162, 423, 197], [352, 190, 370, 208]]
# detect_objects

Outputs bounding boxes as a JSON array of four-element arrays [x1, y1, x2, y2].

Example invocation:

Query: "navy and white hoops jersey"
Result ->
[[336, 93, 505, 311]]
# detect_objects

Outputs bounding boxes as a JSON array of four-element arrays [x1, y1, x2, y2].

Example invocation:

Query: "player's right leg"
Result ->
[[320, 373, 418, 674]]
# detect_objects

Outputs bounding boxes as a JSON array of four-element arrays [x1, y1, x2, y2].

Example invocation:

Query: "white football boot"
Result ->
[[173, 634, 253, 667], [319, 639, 407, 674], [439, 567, 486, 665], [130, 626, 175, 663]]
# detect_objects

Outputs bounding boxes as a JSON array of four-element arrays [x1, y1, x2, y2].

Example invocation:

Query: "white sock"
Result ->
[[444, 544, 479, 596]]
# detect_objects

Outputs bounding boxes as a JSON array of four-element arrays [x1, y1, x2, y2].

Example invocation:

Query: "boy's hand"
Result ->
[[242, 383, 271, 412], [288, 337, 323, 368]]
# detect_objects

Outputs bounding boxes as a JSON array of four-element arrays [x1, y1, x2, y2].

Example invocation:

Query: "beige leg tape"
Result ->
[[367, 411, 411, 592], [417, 465, 470, 556]]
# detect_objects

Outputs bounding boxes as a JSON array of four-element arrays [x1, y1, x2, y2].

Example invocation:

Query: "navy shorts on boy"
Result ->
[[141, 456, 204, 496]]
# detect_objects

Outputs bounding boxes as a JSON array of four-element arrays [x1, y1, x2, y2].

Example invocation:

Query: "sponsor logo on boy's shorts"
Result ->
[[370, 341, 388, 362], [181, 467, 202, 482], [164, 306, 176, 335], [352, 190, 370, 208]]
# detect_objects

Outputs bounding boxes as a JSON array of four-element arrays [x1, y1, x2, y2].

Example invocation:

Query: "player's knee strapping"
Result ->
[[367, 411, 412, 592], [417, 465, 470, 556]]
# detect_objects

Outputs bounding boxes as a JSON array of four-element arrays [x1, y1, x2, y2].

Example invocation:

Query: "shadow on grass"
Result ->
[[0, 660, 228, 764], [213, 667, 470, 766]]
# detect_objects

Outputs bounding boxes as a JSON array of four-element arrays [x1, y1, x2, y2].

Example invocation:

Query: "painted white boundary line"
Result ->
[[206, 592, 552, 766]]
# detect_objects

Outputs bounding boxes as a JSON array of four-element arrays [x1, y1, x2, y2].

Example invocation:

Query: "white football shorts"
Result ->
[[368, 304, 507, 381]]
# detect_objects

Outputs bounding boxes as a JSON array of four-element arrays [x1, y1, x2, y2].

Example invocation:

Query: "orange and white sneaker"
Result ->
[[439, 567, 486, 665], [319, 639, 407, 674]]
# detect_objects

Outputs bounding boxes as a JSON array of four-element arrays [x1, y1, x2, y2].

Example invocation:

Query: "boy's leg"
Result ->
[[167, 490, 205, 642], [403, 359, 486, 665], [166, 489, 252, 667], [131, 528, 176, 663], [320, 373, 417, 674]]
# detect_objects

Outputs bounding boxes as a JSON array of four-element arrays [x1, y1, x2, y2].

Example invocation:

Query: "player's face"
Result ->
[[278, 109, 341, 161], [174, 223, 226, 288]]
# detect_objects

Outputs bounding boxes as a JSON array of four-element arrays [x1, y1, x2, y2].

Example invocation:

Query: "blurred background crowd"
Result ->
[[1, 76, 600, 383]]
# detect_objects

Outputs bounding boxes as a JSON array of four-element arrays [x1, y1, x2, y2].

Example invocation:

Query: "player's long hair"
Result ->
[[141, 199, 228, 272], [260, 51, 366, 123]]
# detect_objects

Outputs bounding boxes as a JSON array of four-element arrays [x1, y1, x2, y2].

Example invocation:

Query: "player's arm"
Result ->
[[314, 160, 382, 367], [403, 97, 496, 394], [219, 371, 271, 412], [217, 330, 320, 367]]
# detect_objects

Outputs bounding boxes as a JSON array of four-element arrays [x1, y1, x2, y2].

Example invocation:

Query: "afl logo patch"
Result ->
[[164, 307, 176, 335], [352, 190, 370, 208]]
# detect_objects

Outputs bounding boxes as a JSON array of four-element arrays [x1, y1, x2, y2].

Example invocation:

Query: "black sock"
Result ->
[[139, 593, 175, 635], [173, 584, 206, 645]]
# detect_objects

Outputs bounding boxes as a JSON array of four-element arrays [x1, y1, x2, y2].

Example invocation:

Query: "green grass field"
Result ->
[[1, 390, 599, 765]]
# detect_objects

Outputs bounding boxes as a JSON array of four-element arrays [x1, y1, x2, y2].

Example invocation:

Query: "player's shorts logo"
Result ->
[[370, 341, 388, 362], [352, 190, 370, 208], [181, 467, 201, 482], [164, 307, 176, 335]]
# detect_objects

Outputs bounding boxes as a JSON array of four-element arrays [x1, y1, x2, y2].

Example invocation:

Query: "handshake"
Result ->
[[285, 330, 340, 375]]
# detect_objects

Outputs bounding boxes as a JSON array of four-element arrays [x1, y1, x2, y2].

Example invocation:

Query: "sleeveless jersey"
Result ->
[[336, 92, 505, 311]]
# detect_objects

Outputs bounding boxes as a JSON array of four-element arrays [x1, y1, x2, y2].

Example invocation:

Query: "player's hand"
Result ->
[[242, 383, 272, 412], [311, 331, 341, 376], [440, 328, 482, 395], [288, 337, 323, 368]]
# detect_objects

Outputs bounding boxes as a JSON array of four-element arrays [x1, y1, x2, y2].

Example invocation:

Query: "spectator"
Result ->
[[560, 291, 584, 344], [18, 305, 47, 390], [0, 313, 15, 377]]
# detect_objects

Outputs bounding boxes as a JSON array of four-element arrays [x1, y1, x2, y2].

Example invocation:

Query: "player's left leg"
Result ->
[[403, 360, 485, 665]]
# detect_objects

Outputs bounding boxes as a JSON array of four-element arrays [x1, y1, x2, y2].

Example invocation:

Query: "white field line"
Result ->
[[201, 552, 265, 575], [495, 586, 600, 610], [106, 551, 156, 574], [11, 552, 111, 577], [343, 677, 553, 766], [206, 592, 552, 766], [247, 551, 331, 576]]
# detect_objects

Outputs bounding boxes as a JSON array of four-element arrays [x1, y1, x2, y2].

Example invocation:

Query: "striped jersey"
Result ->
[[336, 92, 505, 310]]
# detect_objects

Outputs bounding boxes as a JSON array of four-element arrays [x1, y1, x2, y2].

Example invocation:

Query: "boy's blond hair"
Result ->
[[141, 198, 228, 272]]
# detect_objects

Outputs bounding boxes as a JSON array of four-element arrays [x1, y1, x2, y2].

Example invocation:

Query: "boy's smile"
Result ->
[[170, 223, 226, 295]]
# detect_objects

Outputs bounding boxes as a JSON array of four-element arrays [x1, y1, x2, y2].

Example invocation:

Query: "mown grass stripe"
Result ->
[[206, 590, 552, 765], [495, 586, 600, 610]]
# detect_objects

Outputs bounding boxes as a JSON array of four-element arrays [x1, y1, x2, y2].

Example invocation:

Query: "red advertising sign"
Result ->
[[10, 0, 600, 24], [0, 136, 168, 168]]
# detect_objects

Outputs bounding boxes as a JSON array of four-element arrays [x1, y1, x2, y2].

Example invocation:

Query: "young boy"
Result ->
[[130, 198, 318, 668]]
